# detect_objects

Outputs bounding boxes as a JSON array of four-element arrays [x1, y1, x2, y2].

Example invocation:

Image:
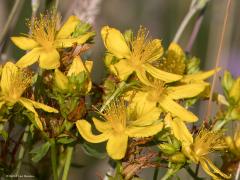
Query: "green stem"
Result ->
[[153, 167, 159, 180], [62, 146, 74, 180], [50, 139, 58, 180], [160, 168, 175, 180], [0, 0, 25, 46], [173, 7, 197, 43], [100, 81, 126, 112], [15, 125, 29, 174]]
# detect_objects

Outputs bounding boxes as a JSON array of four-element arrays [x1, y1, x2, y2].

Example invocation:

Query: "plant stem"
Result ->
[[153, 167, 159, 180], [100, 81, 126, 112], [62, 146, 74, 180], [0, 0, 25, 48], [205, 0, 232, 123], [195, 163, 200, 177], [185, 8, 206, 53], [160, 168, 175, 180], [15, 125, 29, 174], [50, 139, 58, 180], [173, 8, 197, 43]]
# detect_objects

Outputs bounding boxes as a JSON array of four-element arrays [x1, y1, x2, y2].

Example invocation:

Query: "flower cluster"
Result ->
[[0, 12, 238, 180]]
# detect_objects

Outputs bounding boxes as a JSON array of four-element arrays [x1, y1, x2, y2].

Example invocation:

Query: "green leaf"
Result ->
[[72, 22, 92, 38], [30, 141, 51, 163], [82, 143, 106, 159], [57, 135, 75, 144]]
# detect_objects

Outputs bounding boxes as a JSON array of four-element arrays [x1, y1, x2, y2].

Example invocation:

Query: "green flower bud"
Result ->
[[229, 77, 240, 104], [191, 0, 210, 11], [159, 143, 177, 155], [124, 29, 133, 44], [172, 138, 181, 151], [72, 22, 92, 37], [169, 152, 186, 163], [186, 56, 200, 74], [222, 71, 234, 96], [104, 53, 117, 67]]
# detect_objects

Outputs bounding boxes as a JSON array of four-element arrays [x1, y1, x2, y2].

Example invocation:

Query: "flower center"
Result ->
[[103, 99, 127, 133], [146, 80, 165, 102], [129, 26, 163, 67], [6, 69, 32, 102], [29, 13, 58, 50]]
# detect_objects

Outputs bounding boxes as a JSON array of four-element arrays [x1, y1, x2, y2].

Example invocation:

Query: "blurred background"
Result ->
[[0, 0, 239, 179]]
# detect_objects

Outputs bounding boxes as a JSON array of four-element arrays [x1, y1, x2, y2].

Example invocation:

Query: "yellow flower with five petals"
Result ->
[[183, 128, 231, 179], [11, 14, 95, 69], [76, 99, 163, 160], [165, 114, 230, 179], [130, 79, 206, 122], [0, 62, 58, 130], [101, 26, 182, 85], [165, 115, 230, 179]]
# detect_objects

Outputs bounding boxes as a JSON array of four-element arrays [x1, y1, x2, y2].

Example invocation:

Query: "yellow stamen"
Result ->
[[29, 13, 58, 50], [102, 99, 127, 133], [145, 80, 165, 102], [7, 68, 32, 102], [129, 27, 162, 68], [193, 128, 227, 157]]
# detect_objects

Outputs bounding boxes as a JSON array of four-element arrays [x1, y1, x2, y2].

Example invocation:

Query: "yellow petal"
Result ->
[[16, 48, 41, 68], [203, 157, 231, 179], [144, 64, 182, 83], [54, 69, 69, 91], [130, 92, 161, 126], [85, 61, 93, 73], [106, 133, 128, 160], [23, 98, 58, 113], [200, 157, 231, 179], [1, 62, 18, 95], [111, 60, 134, 80], [145, 39, 164, 63], [165, 115, 193, 145], [18, 98, 43, 130], [11, 36, 39, 50], [101, 26, 131, 59], [159, 95, 198, 122], [54, 32, 95, 48], [92, 117, 112, 133], [126, 122, 163, 137], [135, 69, 152, 86], [67, 56, 89, 76], [39, 49, 60, 69], [76, 120, 110, 143], [181, 68, 220, 83], [56, 16, 81, 39], [167, 84, 206, 100], [229, 77, 240, 103]]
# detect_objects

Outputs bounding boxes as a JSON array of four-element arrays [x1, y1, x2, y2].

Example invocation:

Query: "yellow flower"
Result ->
[[225, 125, 240, 157], [0, 62, 58, 130], [54, 56, 93, 93], [182, 128, 231, 179], [76, 99, 163, 160], [101, 26, 182, 85], [11, 14, 95, 69], [131, 79, 206, 122]]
